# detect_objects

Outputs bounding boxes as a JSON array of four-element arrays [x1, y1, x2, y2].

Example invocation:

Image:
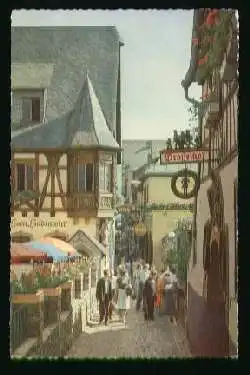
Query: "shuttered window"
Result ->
[[14, 163, 35, 192]]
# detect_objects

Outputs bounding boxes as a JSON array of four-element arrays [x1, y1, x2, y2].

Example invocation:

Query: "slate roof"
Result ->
[[11, 74, 120, 150], [11, 26, 121, 149]]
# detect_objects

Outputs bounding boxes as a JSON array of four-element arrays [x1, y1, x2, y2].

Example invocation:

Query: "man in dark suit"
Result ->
[[96, 269, 112, 325]]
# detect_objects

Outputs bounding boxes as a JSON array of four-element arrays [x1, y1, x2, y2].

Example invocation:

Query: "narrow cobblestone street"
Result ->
[[67, 303, 191, 358]]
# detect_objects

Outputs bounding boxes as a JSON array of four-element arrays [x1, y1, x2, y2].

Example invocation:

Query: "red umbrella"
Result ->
[[10, 243, 48, 264]]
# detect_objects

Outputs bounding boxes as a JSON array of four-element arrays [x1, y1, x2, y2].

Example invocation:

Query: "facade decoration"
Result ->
[[171, 169, 199, 199]]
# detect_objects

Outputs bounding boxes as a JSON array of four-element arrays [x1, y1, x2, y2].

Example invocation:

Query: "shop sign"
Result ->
[[11, 218, 68, 230], [160, 149, 210, 164]]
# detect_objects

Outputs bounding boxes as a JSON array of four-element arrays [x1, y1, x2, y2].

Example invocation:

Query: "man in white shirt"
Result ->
[[136, 264, 150, 311]]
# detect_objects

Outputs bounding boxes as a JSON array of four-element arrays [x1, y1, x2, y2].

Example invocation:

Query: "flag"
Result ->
[[135, 140, 152, 154]]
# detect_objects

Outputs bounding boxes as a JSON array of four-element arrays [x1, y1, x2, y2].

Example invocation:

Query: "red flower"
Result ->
[[192, 38, 199, 45], [200, 92, 209, 100], [198, 54, 208, 66], [206, 9, 219, 25]]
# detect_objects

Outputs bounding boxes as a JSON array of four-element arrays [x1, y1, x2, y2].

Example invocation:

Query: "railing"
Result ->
[[10, 304, 29, 353], [70, 193, 96, 211]]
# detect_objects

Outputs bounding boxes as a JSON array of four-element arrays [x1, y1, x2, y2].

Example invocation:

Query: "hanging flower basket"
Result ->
[[196, 10, 233, 84]]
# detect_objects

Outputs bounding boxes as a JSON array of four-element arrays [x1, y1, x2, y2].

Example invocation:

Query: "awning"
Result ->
[[25, 241, 71, 262], [68, 229, 106, 257], [38, 237, 81, 256], [10, 243, 48, 264]]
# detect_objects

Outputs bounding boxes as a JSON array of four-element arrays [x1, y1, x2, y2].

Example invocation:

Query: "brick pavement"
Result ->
[[67, 304, 191, 358]]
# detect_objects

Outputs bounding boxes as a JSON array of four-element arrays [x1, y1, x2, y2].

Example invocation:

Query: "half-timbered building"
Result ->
[[181, 9, 238, 357], [11, 26, 123, 269]]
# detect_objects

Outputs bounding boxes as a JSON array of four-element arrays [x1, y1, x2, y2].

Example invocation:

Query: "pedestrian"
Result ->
[[96, 269, 112, 326], [163, 268, 178, 324], [108, 270, 117, 321], [132, 263, 141, 300], [115, 267, 132, 324], [136, 263, 150, 311], [155, 269, 165, 314], [143, 270, 157, 321]]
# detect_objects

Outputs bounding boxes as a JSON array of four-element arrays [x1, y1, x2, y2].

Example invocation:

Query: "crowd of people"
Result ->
[[96, 260, 179, 326]]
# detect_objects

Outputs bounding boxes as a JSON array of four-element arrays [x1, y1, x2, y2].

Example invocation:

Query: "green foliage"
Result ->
[[166, 128, 199, 150]]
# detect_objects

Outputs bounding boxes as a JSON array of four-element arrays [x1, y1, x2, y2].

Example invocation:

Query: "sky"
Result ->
[[12, 9, 201, 140]]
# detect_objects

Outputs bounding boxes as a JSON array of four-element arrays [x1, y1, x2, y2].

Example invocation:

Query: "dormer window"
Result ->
[[11, 89, 44, 127]]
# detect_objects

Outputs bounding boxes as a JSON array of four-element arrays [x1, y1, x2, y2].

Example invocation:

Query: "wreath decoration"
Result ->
[[171, 169, 199, 199]]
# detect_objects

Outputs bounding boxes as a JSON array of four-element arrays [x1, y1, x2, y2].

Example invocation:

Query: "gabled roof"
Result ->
[[11, 26, 120, 133], [11, 74, 119, 150], [68, 229, 106, 257]]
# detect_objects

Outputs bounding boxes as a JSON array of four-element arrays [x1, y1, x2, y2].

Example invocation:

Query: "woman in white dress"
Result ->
[[115, 268, 132, 324]]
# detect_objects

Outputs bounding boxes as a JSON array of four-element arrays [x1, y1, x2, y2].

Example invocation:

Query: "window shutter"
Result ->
[[17, 164, 25, 191], [22, 98, 31, 123], [86, 164, 93, 192], [32, 98, 41, 122], [78, 164, 86, 192], [26, 165, 34, 190]]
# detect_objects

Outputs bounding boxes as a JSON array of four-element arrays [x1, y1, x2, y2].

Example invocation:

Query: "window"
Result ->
[[12, 90, 43, 125], [99, 162, 112, 192], [14, 163, 34, 192], [73, 163, 94, 193]]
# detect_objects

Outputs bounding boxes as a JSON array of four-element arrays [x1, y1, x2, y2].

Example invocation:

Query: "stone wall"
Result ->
[[12, 274, 98, 358]]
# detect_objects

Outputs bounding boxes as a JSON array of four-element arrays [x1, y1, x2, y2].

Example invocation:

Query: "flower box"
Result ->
[[61, 281, 73, 312], [12, 290, 44, 304], [41, 287, 61, 327]]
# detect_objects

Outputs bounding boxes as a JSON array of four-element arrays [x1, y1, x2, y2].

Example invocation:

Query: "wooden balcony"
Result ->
[[68, 193, 97, 217], [98, 193, 114, 218], [68, 192, 114, 217]]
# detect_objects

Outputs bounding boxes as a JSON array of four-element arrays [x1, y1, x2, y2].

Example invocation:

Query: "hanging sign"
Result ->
[[133, 222, 147, 237], [160, 149, 210, 164]]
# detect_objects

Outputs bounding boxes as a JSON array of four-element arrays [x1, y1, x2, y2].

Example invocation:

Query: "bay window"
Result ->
[[99, 162, 112, 192], [73, 163, 94, 193]]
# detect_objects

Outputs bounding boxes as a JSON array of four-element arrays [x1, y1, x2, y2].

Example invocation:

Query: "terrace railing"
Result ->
[[10, 303, 28, 354]]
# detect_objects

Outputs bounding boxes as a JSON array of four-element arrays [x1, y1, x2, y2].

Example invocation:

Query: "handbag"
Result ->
[[125, 285, 132, 297], [131, 289, 136, 300]]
